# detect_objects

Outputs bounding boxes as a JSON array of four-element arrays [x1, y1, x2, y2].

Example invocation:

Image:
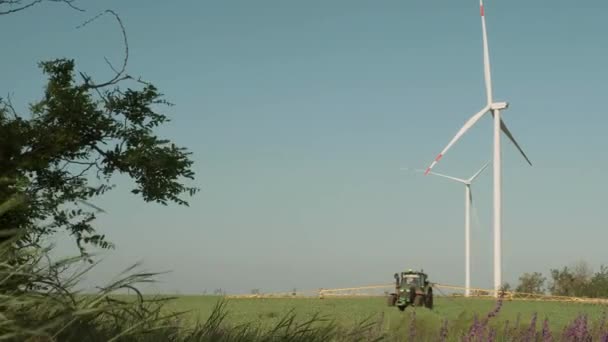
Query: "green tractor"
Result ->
[[387, 269, 433, 311]]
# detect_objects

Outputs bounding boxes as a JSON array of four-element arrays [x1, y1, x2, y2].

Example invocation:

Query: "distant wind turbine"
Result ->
[[422, 0, 532, 295], [422, 163, 489, 297]]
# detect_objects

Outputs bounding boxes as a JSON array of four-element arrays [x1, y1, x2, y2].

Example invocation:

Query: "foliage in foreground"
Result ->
[[2, 240, 608, 342], [0, 194, 606, 341], [0, 236, 377, 341], [0, 55, 198, 253]]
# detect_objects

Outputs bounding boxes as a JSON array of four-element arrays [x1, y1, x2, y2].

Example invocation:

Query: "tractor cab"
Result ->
[[394, 270, 428, 288], [388, 269, 433, 311]]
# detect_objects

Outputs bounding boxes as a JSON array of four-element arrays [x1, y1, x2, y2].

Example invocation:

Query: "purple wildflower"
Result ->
[[486, 293, 504, 320], [563, 314, 591, 342], [465, 292, 505, 342], [563, 318, 577, 340], [599, 311, 607, 338], [601, 332, 608, 342], [542, 318, 553, 342], [466, 314, 482, 341], [577, 314, 590, 341], [525, 313, 538, 342]]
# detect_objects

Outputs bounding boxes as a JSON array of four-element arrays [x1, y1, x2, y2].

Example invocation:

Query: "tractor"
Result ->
[[387, 269, 433, 311]]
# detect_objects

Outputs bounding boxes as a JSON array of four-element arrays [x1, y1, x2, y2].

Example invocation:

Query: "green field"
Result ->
[[162, 296, 606, 337]]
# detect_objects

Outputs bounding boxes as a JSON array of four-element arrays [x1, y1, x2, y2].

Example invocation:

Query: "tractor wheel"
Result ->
[[397, 305, 406, 312], [387, 294, 397, 307], [414, 295, 424, 307], [425, 290, 434, 309]]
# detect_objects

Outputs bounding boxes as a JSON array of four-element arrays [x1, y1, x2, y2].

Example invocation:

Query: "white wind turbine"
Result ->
[[423, 0, 532, 296], [422, 163, 489, 297]]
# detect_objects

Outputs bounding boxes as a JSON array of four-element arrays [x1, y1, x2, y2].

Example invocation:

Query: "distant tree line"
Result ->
[[506, 261, 608, 298]]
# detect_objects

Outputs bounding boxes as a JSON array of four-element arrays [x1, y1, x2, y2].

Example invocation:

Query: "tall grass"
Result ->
[[2, 201, 608, 340], [2, 243, 608, 341], [0, 238, 384, 341]]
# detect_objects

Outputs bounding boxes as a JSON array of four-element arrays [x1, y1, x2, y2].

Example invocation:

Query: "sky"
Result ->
[[1, 0, 607, 294]]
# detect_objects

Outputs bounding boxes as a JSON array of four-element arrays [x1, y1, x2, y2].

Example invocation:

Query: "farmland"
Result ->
[[161, 295, 607, 338]]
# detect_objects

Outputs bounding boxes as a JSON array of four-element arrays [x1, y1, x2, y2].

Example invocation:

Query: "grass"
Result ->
[[0, 238, 606, 340], [159, 295, 608, 338], [2, 257, 608, 341], [1, 221, 606, 340], [3, 185, 607, 340]]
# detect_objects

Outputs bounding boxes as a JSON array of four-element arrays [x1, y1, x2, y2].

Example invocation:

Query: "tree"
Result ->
[[549, 262, 600, 297], [515, 272, 546, 294], [587, 265, 608, 298], [0, 7, 198, 255], [571, 260, 593, 295], [549, 267, 575, 296]]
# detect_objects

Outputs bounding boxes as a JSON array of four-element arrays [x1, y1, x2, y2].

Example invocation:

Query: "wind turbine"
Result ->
[[423, 0, 532, 296], [423, 163, 489, 297]]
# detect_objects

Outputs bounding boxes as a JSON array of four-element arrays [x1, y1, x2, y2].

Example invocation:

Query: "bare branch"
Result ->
[[0, 0, 42, 15], [79, 72, 112, 109], [58, 0, 83, 12], [60, 157, 102, 174], [60, 158, 97, 166], [0, 0, 83, 15], [77, 9, 130, 89], [76, 199, 106, 213], [1, 93, 20, 119], [103, 57, 121, 75]]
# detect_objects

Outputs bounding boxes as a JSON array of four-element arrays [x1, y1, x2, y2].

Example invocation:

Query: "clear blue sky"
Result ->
[[1, 0, 607, 294]]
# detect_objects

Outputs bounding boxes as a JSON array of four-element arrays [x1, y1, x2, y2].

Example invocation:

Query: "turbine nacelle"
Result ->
[[490, 102, 508, 110]]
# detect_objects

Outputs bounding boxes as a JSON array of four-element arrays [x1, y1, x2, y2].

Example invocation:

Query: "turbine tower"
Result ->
[[424, 163, 489, 297], [423, 0, 532, 296]]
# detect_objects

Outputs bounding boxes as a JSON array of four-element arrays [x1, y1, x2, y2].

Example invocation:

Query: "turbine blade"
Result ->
[[469, 185, 473, 204], [411, 169, 428, 174], [469, 162, 490, 182], [424, 106, 491, 175], [496, 116, 533, 166], [400, 168, 427, 174], [480, 0, 493, 105], [427, 171, 468, 184]]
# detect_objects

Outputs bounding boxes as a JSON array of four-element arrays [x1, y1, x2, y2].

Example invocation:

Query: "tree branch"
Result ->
[[0, 0, 83, 15], [1, 93, 20, 119], [0, 0, 42, 15], [77, 10, 130, 89]]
